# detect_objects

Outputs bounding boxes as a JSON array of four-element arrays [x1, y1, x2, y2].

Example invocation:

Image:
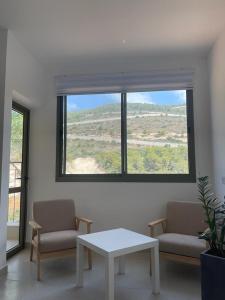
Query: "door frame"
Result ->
[[7, 101, 30, 258]]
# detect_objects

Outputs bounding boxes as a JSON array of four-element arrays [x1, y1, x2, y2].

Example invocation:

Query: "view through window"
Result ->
[[126, 91, 188, 174], [66, 94, 121, 174], [57, 89, 195, 181], [8, 109, 23, 223], [7, 108, 23, 252]]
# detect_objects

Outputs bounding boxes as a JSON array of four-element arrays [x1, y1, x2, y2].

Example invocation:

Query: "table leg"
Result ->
[[105, 256, 114, 300], [151, 244, 160, 294], [118, 256, 125, 274], [76, 241, 84, 287]]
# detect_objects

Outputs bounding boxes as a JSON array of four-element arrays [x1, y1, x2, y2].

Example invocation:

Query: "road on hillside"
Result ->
[[67, 134, 186, 148], [67, 112, 186, 126]]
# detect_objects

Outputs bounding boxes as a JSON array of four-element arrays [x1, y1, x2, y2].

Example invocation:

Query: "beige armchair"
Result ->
[[29, 199, 93, 280], [148, 201, 207, 268]]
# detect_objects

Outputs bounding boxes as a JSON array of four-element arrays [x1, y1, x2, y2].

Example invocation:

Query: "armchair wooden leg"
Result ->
[[87, 249, 92, 270], [30, 243, 34, 262], [37, 249, 41, 281]]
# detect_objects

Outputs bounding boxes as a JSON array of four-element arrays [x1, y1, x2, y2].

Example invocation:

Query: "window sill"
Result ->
[[56, 173, 196, 183]]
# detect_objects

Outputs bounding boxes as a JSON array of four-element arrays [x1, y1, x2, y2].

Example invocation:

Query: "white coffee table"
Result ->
[[76, 228, 160, 300]]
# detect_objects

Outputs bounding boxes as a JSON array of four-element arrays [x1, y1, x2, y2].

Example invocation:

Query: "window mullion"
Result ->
[[63, 96, 67, 174], [121, 93, 127, 175], [186, 89, 196, 177]]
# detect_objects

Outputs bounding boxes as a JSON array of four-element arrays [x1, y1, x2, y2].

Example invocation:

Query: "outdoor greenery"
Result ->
[[67, 103, 186, 122], [10, 110, 23, 162], [66, 140, 188, 174], [127, 146, 188, 174], [8, 111, 23, 222], [65, 102, 189, 174], [198, 176, 225, 257], [8, 193, 20, 223]]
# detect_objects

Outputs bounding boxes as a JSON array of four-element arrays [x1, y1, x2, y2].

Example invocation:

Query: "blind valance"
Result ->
[[55, 68, 194, 95]]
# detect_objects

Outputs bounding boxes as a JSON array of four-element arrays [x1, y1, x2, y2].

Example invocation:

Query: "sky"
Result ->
[[67, 90, 186, 112]]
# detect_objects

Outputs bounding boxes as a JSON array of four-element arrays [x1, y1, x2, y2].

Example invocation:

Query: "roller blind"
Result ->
[[55, 68, 194, 95]]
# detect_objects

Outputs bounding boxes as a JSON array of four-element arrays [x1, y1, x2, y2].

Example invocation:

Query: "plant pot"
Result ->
[[201, 249, 225, 300]]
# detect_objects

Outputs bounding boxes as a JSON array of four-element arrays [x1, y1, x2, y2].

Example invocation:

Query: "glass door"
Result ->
[[7, 101, 29, 257]]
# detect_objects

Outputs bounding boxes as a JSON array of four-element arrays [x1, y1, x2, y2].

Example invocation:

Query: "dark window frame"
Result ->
[[56, 90, 196, 182], [7, 101, 30, 258]]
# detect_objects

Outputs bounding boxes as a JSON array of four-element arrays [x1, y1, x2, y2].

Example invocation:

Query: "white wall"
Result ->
[[27, 54, 213, 240], [0, 26, 8, 272], [0, 30, 48, 268], [209, 28, 225, 200], [5, 31, 48, 109]]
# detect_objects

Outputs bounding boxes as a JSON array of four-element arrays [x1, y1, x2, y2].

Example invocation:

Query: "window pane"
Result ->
[[7, 192, 21, 251], [8, 192, 21, 224], [65, 94, 121, 174], [9, 110, 23, 188], [126, 90, 189, 174]]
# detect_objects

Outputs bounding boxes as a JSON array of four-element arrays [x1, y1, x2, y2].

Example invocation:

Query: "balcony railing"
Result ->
[[8, 161, 22, 224], [9, 161, 22, 189]]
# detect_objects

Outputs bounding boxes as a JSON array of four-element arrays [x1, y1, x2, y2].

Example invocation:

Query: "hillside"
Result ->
[[67, 102, 186, 122], [65, 102, 189, 175]]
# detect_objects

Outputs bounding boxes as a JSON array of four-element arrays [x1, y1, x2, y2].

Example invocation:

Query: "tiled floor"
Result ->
[[0, 249, 201, 300]]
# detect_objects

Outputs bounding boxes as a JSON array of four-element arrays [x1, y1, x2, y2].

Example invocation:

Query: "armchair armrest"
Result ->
[[148, 218, 167, 237], [29, 220, 42, 245], [76, 216, 93, 225], [75, 216, 93, 233], [148, 218, 167, 228], [29, 220, 42, 230]]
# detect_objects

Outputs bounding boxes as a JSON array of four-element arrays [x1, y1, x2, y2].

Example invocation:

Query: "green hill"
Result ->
[[67, 102, 186, 122]]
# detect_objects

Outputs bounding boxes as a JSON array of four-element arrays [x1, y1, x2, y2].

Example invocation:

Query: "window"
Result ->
[[64, 93, 121, 174], [56, 90, 195, 182]]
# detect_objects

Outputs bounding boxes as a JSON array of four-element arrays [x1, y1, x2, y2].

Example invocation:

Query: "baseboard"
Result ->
[[0, 265, 8, 276]]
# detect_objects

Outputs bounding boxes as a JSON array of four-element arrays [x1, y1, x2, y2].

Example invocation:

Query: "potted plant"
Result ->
[[198, 176, 225, 300]]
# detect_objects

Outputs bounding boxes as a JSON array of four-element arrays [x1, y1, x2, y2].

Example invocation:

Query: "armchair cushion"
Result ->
[[33, 199, 76, 233], [158, 233, 206, 258], [34, 230, 82, 253], [166, 201, 206, 235]]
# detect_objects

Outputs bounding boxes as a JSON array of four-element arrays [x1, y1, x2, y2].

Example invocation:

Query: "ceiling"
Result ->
[[1, 0, 225, 73]]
